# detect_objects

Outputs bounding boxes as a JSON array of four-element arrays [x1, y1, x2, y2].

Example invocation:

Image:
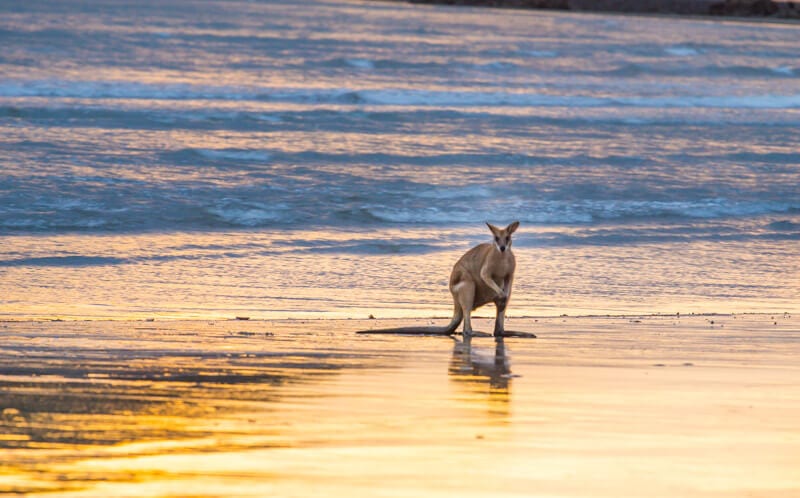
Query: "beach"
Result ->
[[2, 1, 799, 495], [1, 314, 798, 497]]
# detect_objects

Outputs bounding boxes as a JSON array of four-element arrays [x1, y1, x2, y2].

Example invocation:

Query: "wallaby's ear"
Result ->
[[486, 222, 500, 236], [506, 221, 520, 234]]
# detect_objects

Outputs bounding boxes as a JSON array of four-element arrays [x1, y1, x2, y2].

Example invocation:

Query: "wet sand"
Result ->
[[1, 314, 798, 497]]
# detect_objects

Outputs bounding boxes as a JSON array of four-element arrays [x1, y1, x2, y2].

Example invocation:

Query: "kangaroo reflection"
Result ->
[[449, 335, 512, 418]]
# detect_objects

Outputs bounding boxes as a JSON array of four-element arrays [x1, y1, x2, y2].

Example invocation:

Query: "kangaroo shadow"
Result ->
[[448, 335, 512, 419]]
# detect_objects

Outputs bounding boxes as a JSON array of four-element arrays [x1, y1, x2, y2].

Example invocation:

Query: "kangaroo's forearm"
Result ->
[[503, 275, 514, 295], [480, 268, 504, 295]]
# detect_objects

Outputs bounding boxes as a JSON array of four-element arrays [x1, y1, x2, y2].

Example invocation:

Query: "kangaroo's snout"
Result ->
[[499, 245, 506, 252]]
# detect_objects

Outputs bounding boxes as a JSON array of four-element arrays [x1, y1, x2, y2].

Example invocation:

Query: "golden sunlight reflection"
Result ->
[[449, 336, 512, 420], [1, 316, 799, 497]]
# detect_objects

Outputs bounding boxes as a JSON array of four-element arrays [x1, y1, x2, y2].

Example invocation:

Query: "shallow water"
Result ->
[[1, 0, 799, 319], [1, 228, 798, 319], [1, 316, 798, 496]]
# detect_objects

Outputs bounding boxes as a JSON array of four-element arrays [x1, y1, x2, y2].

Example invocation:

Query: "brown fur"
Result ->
[[358, 221, 519, 337]]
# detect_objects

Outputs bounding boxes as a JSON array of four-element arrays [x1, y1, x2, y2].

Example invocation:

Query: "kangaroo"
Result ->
[[360, 221, 519, 337]]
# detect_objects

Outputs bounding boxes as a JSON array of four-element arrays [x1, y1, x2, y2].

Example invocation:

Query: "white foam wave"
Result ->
[[206, 200, 286, 226], [584, 199, 792, 220], [196, 149, 271, 162], [2, 79, 800, 109], [524, 50, 558, 58], [0, 80, 215, 100], [345, 59, 375, 70], [366, 207, 452, 224], [363, 199, 796, 226], [474, 62, 516, 72], [253, 114, 283, 123], [665, 46, 699, 57], [415, 185, 493, 200], [771, 66, 795, 76], [3, 196, 795, 232], [353, 89, 605, 107], [364, 204, 594, 225], [615, 94, 800, 109]]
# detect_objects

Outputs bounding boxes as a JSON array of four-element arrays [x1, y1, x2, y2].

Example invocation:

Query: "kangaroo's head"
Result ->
[[486, 221, 520, 253]]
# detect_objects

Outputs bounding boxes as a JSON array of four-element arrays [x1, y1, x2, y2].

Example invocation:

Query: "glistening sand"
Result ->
[[1, 314, 798, 497]]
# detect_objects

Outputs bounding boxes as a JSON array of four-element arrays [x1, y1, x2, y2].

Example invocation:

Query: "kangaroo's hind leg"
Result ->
[[493, 275, 513, 336], [452, 280, 475, 336]]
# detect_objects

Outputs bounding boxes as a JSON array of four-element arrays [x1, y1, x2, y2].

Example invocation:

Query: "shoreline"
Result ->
[[1, 310, 794, 324], [376, 0, 800, 21]]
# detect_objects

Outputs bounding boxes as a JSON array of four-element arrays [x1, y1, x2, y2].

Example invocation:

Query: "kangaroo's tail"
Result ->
[[357, 305, 462, 336]]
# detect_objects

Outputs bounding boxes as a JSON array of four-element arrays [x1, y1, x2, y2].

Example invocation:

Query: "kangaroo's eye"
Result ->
[[495, 236, 500, 242]]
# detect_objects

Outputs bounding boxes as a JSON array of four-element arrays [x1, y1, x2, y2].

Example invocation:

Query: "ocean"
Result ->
[[1, 0, 798, 320]]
